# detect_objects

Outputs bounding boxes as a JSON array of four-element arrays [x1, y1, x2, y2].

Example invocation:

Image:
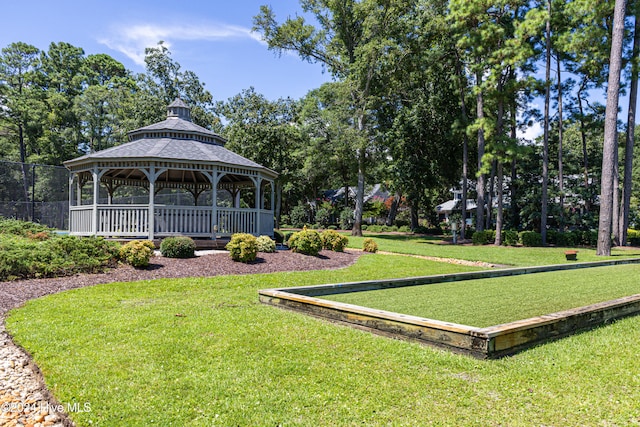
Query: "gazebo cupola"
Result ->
[[64, 99, 277, 240], [167, 98, 192, 121]]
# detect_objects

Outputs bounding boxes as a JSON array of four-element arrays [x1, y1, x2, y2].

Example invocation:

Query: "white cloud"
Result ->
[[517, 121, 543, 143], [99, 22, 263, 65]]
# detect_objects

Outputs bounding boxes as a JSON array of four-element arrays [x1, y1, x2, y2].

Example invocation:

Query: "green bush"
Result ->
[[290, 204, 308, 228], [472, 230, 496, 245], [273, 230, 285, 244], [288, 228, 323, 256], [0, 218, 52, 237], [226, 233, 258, 262], [398, 225, 411, 233], [320, 229, 349, 252], [284, 231, 295, 243], [363, 238, 378, 253], [119, 240, 155, 268], [580, 230, 598, 247], [160, 236, 196, 258], [502, 230, 519, 246], [361, 224, 368, 231], [256, 235, 276, 253], [0, 234, 118, 281], [315, 208, 331, 228], [328, 225, 338, 231], [340, 208, 354, 230], [520, 231, 542, 247]]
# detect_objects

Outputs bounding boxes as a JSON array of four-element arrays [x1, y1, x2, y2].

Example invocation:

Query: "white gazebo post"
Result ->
[[148, 165, 155, 240], [209, 168, 219, 239], [92, 165, 99, 235], [254, 176, 262, 236], [270, 179, 275, 210]]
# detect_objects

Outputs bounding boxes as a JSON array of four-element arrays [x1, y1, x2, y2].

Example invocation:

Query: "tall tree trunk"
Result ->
[[386, 190, 401, 226], [612, 147, 620, 245], [495, 86, 505, 246], [486, 160, 496, 230], [352, 114, 366, 237], [597, 0, 627, 256], [577, 80, 591, 211], [510, 102, 519, 230], [557, 53, 565, 232], [352, 145, 366, 237], [409, 199, 419, 230], [475, 68, 486, 232], [620, 10, 640, 246], [541, 0, 551, 245], [455, 56, 469, 240]]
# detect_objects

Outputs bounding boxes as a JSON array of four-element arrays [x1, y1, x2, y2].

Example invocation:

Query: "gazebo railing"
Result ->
[[154, 205, 212, 237], [70, 204, 274, 238], [98, 205, 149, 237], [217, 208, 255, 236], [69, 206, 94, 234]]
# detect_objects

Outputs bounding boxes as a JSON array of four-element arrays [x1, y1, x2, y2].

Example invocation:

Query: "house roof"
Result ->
[[436, 199, 477, 213]]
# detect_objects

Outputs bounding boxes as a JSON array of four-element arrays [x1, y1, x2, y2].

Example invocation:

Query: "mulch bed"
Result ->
[[0, 250, 362, 316]]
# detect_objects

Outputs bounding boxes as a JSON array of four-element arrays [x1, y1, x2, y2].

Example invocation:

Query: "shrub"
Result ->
[[339, 208, 354, 230], [580, 230, 598, 246], [398, 225, 411, 233], [320, 229, 349, 252], [361, 224, 368, 231], [256, 235, 276, 253], [284, 231, 295, 243], [288, 228, 323, 256], [0, 234, 118, 281], [160, 236, 196, 258], [502, 230, 519, 246], [119, 240, 154, 268], [520, 231, 542, 247], [290, 204, 308, 228], [315, 208, 331, 228], [273, 229, 285, 244], [472, 230, 495, 245], [0, 218, 52, 237], [363, 238, 378, 253], [328, 225, 338, 231], [226, 233, 258, 262]]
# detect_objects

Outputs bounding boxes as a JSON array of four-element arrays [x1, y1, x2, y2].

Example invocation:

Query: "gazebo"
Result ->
[[64, 99, 277, 240]]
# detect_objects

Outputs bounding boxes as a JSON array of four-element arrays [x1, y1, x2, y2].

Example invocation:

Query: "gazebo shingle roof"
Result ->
[[67, 137, 266, 170], [64, 99, 277, 178]]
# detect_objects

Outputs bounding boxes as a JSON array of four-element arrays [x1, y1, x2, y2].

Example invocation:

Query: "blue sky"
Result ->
[[0, 0, 332, 102]]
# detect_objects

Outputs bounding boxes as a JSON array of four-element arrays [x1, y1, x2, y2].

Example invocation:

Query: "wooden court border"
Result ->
[[259, 257, 640, 358]]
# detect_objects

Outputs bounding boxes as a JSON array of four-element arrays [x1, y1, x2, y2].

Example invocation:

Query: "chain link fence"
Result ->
[[0, 160, 69, 230]]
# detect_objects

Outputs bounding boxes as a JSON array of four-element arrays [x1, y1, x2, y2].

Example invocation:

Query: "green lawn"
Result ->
[[347, 233, 640, 266], [7, 250, 640, 425], [324, 263, 640, 327]]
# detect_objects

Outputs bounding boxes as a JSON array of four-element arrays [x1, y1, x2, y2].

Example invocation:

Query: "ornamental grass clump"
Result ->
[[227, 233, 258, 262], [321, 229, 349, 252], [363, 238, 378, 253], [256, 235, 276, 253], [288, 228, 322, 256], [119, 240, 155, 268], [160, 236, 196, 258]]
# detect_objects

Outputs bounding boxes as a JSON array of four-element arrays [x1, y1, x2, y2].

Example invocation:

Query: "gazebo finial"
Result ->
[[167, 97, 192, 121]]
